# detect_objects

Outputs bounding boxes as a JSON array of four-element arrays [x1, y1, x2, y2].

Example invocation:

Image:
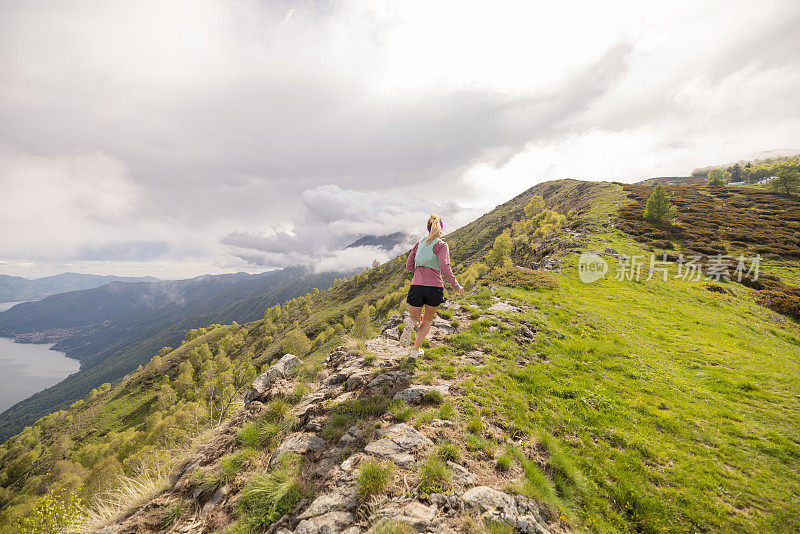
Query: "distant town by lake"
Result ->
[[0, 301, 81, 412]]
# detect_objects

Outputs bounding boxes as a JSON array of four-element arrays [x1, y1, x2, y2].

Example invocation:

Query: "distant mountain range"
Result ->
[[0, 272, 158, 303], [0, 266, 343, 441], [345, 231, 411, 250]]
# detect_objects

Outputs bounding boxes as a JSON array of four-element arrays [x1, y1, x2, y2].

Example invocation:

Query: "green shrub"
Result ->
[[357, 460, 395, 500], [235, 455, 303, 531], [485, 267, 558, 291]]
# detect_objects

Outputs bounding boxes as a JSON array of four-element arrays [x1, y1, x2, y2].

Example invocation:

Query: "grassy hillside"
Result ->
[[0, 268, 341, 442], [0, 179, 798, 533]]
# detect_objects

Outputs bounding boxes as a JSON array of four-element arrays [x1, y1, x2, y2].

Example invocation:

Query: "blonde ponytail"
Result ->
[[426, 214, 443, 244]]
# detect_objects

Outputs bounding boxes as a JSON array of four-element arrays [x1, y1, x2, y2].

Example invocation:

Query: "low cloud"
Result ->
[[220, 184, 478, 271]]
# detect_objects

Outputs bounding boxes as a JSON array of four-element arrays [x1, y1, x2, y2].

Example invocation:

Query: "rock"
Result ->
[[298, 488, 358, 520], [244, 354, 300, 403], [200, 486, 227, 516], [364, 423, 433, 467], [292, 393, 326, 420], [427, 419, 454, 428], [305, 416, 326, 432], [393, 385, 450, 404], [397, 501, 437, 528], [370, 501, 437, 531], [336, 425, 365, 448], [269, 432, 327, 467], [604, 247, 619, 255], [430, 317, 455, 334], [294, 511, 355, 534], [488, 301, 521, 313], [461, 486, 516, 514], [345, 371, 371, 391], [447, 461, 477, 486], [366, 370, 411, 392], [461, 350, 484, 365]]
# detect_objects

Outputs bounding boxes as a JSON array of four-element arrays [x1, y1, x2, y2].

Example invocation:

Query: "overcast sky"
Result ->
[[1, 0, 798, 279]]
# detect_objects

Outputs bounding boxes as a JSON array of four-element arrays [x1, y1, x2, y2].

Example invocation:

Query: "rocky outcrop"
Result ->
[[244, 353, 300, 403]]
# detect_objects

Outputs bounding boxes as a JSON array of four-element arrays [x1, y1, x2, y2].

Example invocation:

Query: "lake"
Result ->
[[0, 301, 81, 412]]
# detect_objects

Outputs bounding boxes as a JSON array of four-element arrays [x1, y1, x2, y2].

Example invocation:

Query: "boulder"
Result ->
[[294, 511, 355, 534], [297, 488, 358, 520], [393, 384, 449, 404], [461, 486, 516, 514], [244, 354, 299, 403], [269, 432, 327, 467], [364, 423, 433, 467], [488, 301, 521, 313], [447, 461, 477, 486]]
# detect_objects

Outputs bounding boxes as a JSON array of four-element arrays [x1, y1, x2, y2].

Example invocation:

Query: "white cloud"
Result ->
[[0, 0, 798, 277]]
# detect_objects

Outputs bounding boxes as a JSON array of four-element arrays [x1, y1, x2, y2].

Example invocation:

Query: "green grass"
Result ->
[[443, 233, 800, 532], [437, 440, 462, 463], [389, 399, 415, 422], [417, 455, 451, 495], [234, 454, 304, 532], [320, 395, 390, 441], [373, 519, 414, 534], [356, 459, 395, 500]]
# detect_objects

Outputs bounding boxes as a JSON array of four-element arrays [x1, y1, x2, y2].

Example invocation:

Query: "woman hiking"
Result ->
[[401, 214, 464, 357]]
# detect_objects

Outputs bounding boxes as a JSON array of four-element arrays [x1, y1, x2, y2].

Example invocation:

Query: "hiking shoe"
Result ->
[[399, 317, 415, 345], [409, 348, 424, 358]]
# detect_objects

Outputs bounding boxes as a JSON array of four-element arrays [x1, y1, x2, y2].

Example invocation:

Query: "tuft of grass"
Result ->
[[421, 389, 445, 405], [235, 454, 304, 532], [437, 440, 462, 463], [389, 399, 415, 422], [438, 402, 457, 420], [263, 399, 289, 423], [321, 395, 390, 441], [412, 409, 436, 429], [374, 519, 414, 534], [496, 453, 513, 471], [357, 459, 395, 500], [160, 499, 187, 528], [190, 469, 224, 493], [417, 455, 450, 495], [466, 416, 483, 434], [72, 467, 169, 533], [220, 449, 255, 482], [287, 382, 308, 404]]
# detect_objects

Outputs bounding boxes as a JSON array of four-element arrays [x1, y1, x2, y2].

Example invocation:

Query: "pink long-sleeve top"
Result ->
[[406, 239, 463, 291]]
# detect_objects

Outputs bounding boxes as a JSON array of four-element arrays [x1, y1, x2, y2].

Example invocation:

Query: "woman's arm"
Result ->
[[434, 242, 463, 292], [406, 242, 419, 272]]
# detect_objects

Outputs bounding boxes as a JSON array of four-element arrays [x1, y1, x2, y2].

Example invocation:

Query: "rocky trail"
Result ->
[[96, 296, 566, 534]]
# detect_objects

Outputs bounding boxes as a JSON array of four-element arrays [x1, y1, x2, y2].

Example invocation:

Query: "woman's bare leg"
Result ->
[[413, 305, 438, 351], [408, 305, 422, 328]]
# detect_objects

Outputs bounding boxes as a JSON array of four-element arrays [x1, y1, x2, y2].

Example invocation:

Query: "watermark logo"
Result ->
[[577, 252, 760, 284], [578, 252, 609, 284]]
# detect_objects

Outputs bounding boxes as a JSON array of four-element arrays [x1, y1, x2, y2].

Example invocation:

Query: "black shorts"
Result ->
[[406, 284, 445, 307]]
